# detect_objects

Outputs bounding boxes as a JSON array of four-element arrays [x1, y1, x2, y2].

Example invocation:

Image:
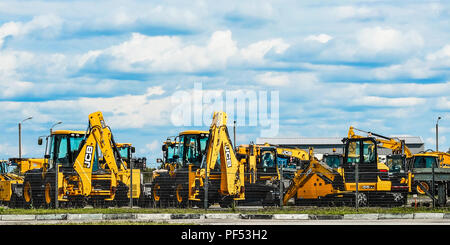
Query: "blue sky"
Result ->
[[1, 0, 450, 167]]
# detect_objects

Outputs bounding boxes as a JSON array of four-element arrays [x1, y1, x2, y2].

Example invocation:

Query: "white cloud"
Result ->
[[304, 34, 333, 44], [80, 30, 289, 73], [0, 14, 62, 47], [335, 6, 382, 20], [0, 51, 35, 98], [83, 30, 238, 73], [143, 140, 159, 154], [255, 72, 290, 86], [240, 38, 289, 63], [351, 96, 426, 107], [356, 26, 423, 54]]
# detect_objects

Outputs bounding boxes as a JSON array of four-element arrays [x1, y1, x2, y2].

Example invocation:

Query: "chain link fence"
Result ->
[[2, 166, 446, 209]]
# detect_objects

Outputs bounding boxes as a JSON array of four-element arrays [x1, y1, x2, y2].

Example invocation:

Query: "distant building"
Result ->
[[256, 136, 425, 156]]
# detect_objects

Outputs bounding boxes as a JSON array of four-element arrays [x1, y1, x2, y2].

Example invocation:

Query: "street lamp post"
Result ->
[[436, 117, 442, 152], [50, 121, 62, 134], [433, 116, 442, 208], [18, 117, 33, 159]]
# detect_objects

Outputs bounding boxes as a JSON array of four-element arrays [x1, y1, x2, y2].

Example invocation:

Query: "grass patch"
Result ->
[[1, 206, 450, 216]]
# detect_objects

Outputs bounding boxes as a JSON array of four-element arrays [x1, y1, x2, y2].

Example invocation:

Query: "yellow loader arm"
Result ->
[[275, 146, 312, 161], [205, 111, 245, 197], [73, 111, 124, 196]]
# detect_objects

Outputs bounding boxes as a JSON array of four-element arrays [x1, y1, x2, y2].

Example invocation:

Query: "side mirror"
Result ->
[[162, 145, 168, 151], [38, 138, 43, 145], [131, 146, 136, 153], [44, 154, 50, 159]]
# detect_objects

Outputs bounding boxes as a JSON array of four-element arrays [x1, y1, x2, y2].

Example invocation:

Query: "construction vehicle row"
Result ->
[[0, 110, 449, 208]]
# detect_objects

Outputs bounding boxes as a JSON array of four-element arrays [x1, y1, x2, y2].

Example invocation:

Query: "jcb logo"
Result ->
[[84, 146, 93, 168], [225, 146, 232, 168]]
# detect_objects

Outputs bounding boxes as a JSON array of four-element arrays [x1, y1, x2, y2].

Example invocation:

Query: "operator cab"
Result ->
[[323, 153, 343, 169], [116, 143, 134, 165], [342, 137, 380, 183], [257, 146, 278, 177], [386, 154, 406, 173], [161, 139, 181, 165], [178, 130, 210, 170], [39, 130, 99, 172], [408, 154, 439, 170]]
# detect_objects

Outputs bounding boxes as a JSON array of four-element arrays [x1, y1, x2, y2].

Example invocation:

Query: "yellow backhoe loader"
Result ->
[[151, 111, 245, 208], [282, 129, 408, 207], [116, 143, 146, 170], [236, 143, 314, 206], [22, 111, 141, 208], [0, 158, 46, 208]]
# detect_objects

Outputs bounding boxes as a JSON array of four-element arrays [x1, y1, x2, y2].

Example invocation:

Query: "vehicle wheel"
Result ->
[[114, 182, 129, 207], [355, 192, 368, 207], [391, 193, 405, 206], [175, 183, 188, 208], [416, 181, 430, 195], [44, 181, 55, 208], [23, 170, 44, 208], [8, 193, 23, 209], [219, 196, 234, 208], [23, 180, 33, 209]]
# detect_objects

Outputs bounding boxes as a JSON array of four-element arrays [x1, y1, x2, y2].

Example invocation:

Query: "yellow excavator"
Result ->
[[236, 143, 323, 206], [235, 143, 281, 206], [0, 158, 45, 207], [347, 126, 411, 195], [23, 111, 141, 208], [152, 111, 245, 208], [0, 160, 25, 207], [158, 137, 181, 175], [282, 127, 408, 207], [348, 126, 449, 199], [116, 143, 146, 170]]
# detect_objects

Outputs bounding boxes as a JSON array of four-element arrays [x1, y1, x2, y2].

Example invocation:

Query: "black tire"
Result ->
[[43, 179, 56, 209], [219, 196, 233, 208], [23, 170, 44, 209], [175, 183, 188, 208], [151, 175, 171, 208], [114, 182, 130, 207], [8, 193, 24, 209]]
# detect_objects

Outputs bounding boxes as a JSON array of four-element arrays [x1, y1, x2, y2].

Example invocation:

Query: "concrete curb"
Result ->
[[0, 213, 449, 221], [413, 213, 444, 219], [343, 214, 379, 220], [273, 214, 309, 220], [205, 213, 241, 219], [379, 213, 414, 219]]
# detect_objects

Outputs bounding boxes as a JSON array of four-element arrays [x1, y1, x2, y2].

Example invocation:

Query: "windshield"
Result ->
[[182, 134, 209, 167], [118, 147, 129, 160], [414, 156, 438, 168], [386, 156, 404, 172], [324, 155, 341, 168], [0, 162, 18, 174]]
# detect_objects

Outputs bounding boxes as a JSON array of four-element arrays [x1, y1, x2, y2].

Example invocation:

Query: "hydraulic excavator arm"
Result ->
[[73, 111, 125, 196], [283, 160, 339, 205], [349, 126, 412, 158], [203, 111, 245, 198]]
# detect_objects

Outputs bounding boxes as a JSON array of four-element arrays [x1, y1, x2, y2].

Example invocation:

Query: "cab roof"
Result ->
[[51, 130, 85, 135], [179, 130, 209, 136]]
